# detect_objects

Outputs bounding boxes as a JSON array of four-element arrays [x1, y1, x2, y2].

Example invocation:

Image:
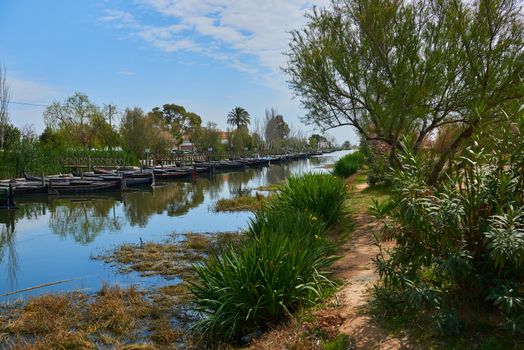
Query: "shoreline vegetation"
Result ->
[[2, 165, 523, 349]]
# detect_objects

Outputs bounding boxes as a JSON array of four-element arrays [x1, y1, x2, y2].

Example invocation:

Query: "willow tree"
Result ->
[[286, 0, 524, 184]]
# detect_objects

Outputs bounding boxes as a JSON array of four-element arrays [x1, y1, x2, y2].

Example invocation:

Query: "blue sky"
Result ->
[[0, 0, 357, 144]]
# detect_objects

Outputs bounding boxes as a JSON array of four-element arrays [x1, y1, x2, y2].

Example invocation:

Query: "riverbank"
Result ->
[[246, 172, 524, 350]]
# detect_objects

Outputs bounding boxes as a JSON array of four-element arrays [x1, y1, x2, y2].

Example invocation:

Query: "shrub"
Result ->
[[269, 173, 348, 227], [372, 123, 524, 334], [333, 151, 365, 178], [190, 227, 336, 341]]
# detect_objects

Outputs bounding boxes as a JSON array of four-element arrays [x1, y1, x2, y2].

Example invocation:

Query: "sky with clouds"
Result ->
[[0, 0, 357, 144]]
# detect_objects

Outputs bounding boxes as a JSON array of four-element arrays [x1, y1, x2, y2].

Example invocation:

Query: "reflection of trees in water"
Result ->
[[0, 210, 18, 287], [223, 169, 259, 196], [122, 181, 206, 226], [48, 198, 123, 244]]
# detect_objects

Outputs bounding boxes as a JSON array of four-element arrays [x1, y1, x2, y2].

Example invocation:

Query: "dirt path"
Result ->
[[331, 211, 407, 349]]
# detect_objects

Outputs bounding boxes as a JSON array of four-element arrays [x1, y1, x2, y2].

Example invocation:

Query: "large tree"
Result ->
[[264, 108, 290, 150], [150, 104, 202, 145], [120, 107, 152, 157], [227, 107, 251, 130], [286, 0, 524, 183]]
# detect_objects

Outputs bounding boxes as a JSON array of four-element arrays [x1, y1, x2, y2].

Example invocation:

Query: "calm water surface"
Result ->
[[0, 151, 348, 299]]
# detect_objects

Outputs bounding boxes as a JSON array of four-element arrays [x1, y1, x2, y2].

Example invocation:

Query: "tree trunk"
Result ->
[[428, 125, 474, 185]]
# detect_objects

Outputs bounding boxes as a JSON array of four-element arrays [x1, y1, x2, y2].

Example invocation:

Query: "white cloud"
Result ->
[[101, 0, 330, 87]]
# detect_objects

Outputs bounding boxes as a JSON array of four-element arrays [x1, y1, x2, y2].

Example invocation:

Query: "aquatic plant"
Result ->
[[247, 207, 326, 240], [190, 228, 336, 341], [269, 173, 348, 227], [332, 151, 365, 178], [214, 193, 268, 212]]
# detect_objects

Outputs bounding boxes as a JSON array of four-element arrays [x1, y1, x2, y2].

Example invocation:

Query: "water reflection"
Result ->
[[0, 152, 348, 294], [0, 210, 17, 285]]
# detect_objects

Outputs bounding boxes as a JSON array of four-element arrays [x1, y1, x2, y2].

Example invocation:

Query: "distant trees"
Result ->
[[196, 122, 224, 153], [120, 107, 151, 157], [43, 92, 119, 149], [286, 0, 524, 184], [264, 108, 290, 150], [227, 107, 251, 130], [308, 134, 327, 150], [149, 104, 202, 146], [0, 63, 10, 150]]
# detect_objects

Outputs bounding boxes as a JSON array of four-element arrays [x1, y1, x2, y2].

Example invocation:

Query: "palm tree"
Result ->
[[227, 107, 251, 130]]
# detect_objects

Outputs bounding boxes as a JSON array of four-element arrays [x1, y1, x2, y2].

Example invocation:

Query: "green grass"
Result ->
[[269, 172, 348, 227], [190, 227, 337, 341], [333, 152, 365, 178], [323, 333, 354, 350], [350, 185, 391, 214], [190, 173, 348, 342]]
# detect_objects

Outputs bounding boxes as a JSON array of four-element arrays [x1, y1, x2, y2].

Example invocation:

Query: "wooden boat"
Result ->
[[48, 180, 120, 194], [1, 181, 48, 196]]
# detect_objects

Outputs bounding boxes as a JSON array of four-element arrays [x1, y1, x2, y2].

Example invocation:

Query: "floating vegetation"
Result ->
[[254, 184, 281, 192], [93, 231, 244, 280], [214, 193, 268, 212], [0, 284, 192, 349]]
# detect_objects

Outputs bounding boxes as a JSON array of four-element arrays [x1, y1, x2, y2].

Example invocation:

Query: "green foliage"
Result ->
[[333, 151, 365, 177], [195, 122, 225, 154], [323, 333, 354, 350], [248, 207, 326, 240], [150, 103, 202, 145], [264, 108, 290, 151], [227, 106, 251, 130], [190, 173, 346, 342], [372, 120, 524, 335], [191, 225, 336, 341], [269, 173, 348, 227], [286, 0, 524, 183]]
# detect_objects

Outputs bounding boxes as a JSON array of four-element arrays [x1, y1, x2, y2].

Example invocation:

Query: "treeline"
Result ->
[[0, 90, 339, 178]]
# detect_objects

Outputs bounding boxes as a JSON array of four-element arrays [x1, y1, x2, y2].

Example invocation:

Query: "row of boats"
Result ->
[[0, 153, 319, 203]]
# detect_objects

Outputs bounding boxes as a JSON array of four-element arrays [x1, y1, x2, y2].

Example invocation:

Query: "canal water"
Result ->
[[0, 151, 348, 300]]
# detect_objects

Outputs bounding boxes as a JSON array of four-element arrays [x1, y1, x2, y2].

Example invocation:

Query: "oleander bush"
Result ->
[[371, 124, 524, 335]]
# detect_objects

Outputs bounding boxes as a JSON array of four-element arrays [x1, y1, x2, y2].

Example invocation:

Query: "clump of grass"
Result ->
[[333, 152, 365, 178], [323, 333, 354, 350], [247, 207, 326, 240], [87, 284, 149, 336], [214, 192, 268, 212], [190, 173, 348, 343], [191, 228, 337, 342], [255, 183, 281, 191], [269, 173, 348, 227]]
